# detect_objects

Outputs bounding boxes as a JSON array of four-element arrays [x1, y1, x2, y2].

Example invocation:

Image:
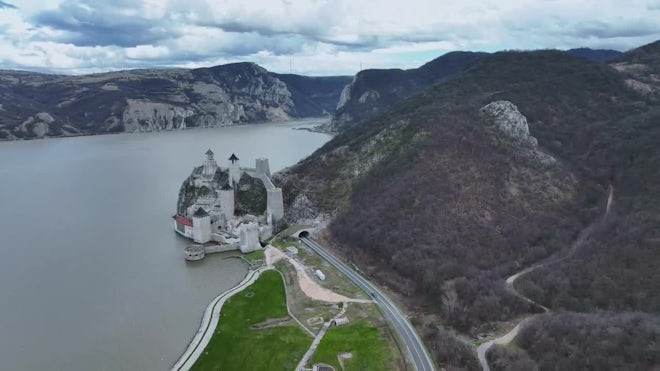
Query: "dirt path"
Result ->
[[265, 246, 371, 304], [477, 186, 613, 370]]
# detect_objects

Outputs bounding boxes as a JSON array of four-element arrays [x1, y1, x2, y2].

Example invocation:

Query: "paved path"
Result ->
[[302, 237, 435, 371], [171, 267, 272, 371], [295, 303, 348, 370], [477, 187, 612, 370]]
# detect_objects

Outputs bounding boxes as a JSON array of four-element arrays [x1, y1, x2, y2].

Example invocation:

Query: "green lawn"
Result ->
[[310, 321, 394, 370], [192, 270, 312, 371], [244, 249, 265, 261]]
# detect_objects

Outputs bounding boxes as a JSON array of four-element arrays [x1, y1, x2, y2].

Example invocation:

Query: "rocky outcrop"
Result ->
[[122, 99, 194, 132], [480, 100, 538, 147], [480, 100, 557, 165], [0, 63, 351, 140]]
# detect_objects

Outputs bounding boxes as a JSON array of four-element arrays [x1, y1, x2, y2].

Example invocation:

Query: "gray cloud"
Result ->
[[572, 20, 660, 39], [1, 0, 659, 75], [33, 0, 177, 47]]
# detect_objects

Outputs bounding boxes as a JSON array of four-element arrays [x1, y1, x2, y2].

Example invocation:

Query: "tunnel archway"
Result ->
[[298, 231, 310, 239]]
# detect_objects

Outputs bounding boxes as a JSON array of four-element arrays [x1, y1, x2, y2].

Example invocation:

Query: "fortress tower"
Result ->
[[228, 153, 241, 184], [267, 188, 284, 222], [255, 158, 271, 177], [219, 182, 235, 221], [192, 208, 211, 243], [202, 149, 218, 177]]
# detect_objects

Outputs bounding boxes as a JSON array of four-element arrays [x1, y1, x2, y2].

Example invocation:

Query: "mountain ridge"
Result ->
[[0, 62, 352, 140], [276, 42, 660, 369]]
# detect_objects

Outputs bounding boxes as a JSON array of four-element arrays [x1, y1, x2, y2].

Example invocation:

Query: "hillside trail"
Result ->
[[477, 185, 613, 370]]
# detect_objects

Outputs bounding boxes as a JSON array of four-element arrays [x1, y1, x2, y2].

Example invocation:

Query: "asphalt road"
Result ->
[[301, 237, 435, 371]]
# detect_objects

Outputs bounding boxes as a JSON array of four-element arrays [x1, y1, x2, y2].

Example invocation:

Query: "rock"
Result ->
[[122, 99, 194, 132], [480, 100, 537, 147], [480, 100, 556, 165]]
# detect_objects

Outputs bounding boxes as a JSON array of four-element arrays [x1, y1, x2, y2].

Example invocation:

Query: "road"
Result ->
[[301, 237, 435, 371], [476, 193, 611, 370]]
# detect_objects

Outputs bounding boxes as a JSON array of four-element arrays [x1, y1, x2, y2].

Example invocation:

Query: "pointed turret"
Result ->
[[202, 149, 218, 177], [228, 153, 241, 184]]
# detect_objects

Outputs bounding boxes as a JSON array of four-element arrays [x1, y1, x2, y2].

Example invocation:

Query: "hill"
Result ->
[[0, 63, 352, 140], [330, 51, 488, 132], [276, 43, 660, 369], [566, 47, 622, 62]]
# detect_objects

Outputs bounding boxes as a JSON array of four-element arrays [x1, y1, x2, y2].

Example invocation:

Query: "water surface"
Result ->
[[0, 120, 331, 370]]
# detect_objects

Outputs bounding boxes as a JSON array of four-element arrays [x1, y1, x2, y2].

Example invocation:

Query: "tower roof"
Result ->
[[220, 182, 233, 191], [193, 208, 209, 217], [228, 153, 239, 162], [205, 149, 214, 156]]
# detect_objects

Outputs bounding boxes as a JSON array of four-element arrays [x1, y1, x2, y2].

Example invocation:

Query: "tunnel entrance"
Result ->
[[298, 231, 310, 239]]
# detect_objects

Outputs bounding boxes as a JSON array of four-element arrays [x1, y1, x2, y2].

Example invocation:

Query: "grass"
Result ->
[[192, 270, 312, 371], [269, 237, 291, 249], [244, 249, 265, 261], [310, 320, 394, 370]]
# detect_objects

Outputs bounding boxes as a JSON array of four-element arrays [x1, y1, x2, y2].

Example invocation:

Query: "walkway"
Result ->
[[295, 303, 349, 371], [171, 266, 272, 371]]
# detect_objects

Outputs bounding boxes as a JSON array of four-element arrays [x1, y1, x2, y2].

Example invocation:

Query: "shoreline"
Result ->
[[170, 266, 273, 371]]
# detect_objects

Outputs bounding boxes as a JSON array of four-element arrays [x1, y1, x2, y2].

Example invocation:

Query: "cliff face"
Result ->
[[0, 63, 352, 140], [330, 51, 488, 132]]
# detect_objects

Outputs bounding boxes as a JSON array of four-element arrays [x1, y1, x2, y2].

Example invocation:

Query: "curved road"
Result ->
[[477, 186, 612, 370], [301, 237, 435, 371]]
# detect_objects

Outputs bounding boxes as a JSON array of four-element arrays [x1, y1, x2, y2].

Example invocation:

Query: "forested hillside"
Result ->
[[276, 42, 660, 369]]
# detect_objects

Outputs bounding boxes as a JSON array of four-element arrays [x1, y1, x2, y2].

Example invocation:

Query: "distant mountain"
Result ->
[[566, 47, 622, 62], [0, 63, 352, 140], [273, 74, 352, 117], [330, 51, 488, 132], [277, 41, 660, 369]]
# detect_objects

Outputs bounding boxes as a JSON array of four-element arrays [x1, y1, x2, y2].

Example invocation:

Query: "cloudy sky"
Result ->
[[1, 0, 659, 75]]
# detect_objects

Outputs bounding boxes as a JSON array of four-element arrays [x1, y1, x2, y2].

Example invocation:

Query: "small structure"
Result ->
[[312, 364, 335, 371], [184, 245, 205, 261], [285, 246, 299, 255], [331, 317, 349, 327], [314, 269, 326, 281]]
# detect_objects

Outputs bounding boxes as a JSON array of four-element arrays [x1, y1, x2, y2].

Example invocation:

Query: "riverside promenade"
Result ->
[[171, 266, 272, 371]]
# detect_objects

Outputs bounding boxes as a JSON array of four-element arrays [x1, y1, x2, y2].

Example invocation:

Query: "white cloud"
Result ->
[[0, 0, 658, 75]]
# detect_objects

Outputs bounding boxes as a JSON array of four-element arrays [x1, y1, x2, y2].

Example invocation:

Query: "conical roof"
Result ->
[[228, 153, 239, 162], [205, 149, 214, 156], [193, 208, 209, 217]]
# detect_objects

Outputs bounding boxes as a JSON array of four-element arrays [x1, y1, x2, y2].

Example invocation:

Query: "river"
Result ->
[[0, 119, 331, 370]]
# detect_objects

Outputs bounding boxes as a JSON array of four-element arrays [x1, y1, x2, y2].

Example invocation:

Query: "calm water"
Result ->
[[0, 120, 331, 370]]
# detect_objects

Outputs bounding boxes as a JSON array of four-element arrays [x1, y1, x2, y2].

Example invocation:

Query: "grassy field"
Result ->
[[192, 270, 312, 371], [310, 320, 394, 370]]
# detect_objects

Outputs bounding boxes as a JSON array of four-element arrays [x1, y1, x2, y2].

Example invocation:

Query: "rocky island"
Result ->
[[173, 150, 284, 259]]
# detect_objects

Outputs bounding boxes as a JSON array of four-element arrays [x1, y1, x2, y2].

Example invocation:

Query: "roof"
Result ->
[[193, 208, 209, 217], [175, 216, 193, 227], [220, 182, 233, 190], [228, 153, 239, 162], [205, 149, 214, 156]]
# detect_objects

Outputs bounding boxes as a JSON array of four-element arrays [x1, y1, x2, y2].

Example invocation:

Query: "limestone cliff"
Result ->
[[0, 63, 352, 140]]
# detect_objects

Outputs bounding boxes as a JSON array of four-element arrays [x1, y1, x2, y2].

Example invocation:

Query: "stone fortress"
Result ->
[[173, 150, 284, 260]]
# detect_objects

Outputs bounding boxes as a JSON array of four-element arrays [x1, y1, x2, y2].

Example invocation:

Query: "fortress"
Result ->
[[173, 150, 284, 259]]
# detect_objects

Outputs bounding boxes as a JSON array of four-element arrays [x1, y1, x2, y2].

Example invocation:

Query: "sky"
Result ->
[[0, 0, 659, 76]]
